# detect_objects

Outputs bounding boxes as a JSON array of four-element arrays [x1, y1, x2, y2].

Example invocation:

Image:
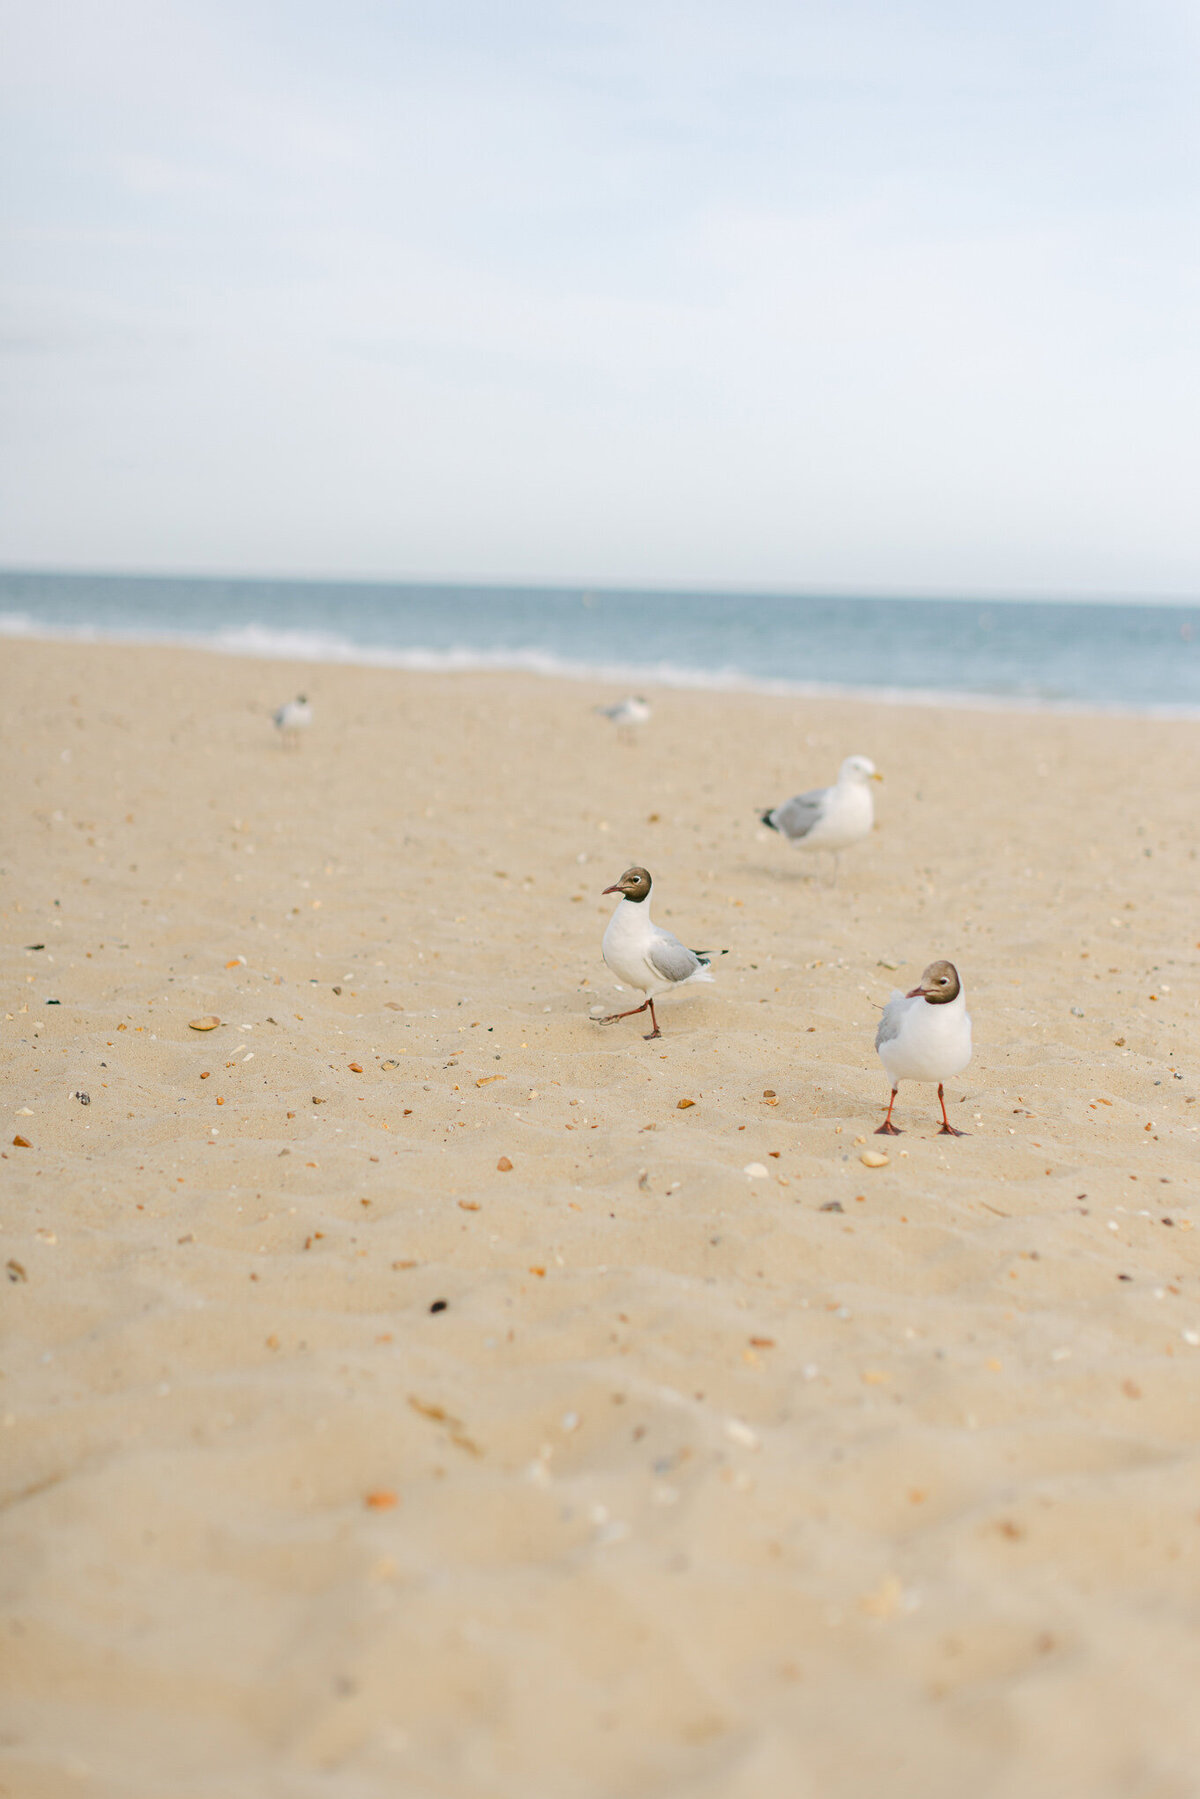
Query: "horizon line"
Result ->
[[1, 563, 1198, 609]]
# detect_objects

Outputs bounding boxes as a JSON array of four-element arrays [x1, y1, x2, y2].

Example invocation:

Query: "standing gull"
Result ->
[[874, 959, 972, 1135], [273, 694, 312, 749], [762, 754, 881, 877], [594, 866, 718, 1040], [595, 695, 652, 731]]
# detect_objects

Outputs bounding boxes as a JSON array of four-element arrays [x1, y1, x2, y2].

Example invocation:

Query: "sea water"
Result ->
[[1, 571, 1196, 714]]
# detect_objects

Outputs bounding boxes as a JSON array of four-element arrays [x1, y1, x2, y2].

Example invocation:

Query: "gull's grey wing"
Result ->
[[647, 931, 703, 984], [771, 786, 829, 840], [874, 992, 907, 1051]]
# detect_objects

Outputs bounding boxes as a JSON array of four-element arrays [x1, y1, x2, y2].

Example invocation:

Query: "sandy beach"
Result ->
[[2, 636, 1199, 1799]]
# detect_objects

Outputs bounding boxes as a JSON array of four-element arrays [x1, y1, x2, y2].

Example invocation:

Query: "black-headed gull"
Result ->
[[874, 959, 972, 1136], [594, 865, 718, 1040], [273, 694, 312, 748], [762, 754, 881, 876]]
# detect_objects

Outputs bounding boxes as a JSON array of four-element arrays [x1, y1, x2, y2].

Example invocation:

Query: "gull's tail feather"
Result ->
[[689, 948, 729, 963], [685, 963, 715, 985]]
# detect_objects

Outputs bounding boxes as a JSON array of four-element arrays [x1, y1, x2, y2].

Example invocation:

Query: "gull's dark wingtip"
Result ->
[[761, 809, 778, 831]]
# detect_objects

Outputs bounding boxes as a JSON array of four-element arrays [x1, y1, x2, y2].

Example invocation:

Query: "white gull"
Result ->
[[595, 695, 651, 729], [273, 694, 312, 748], [875, 959, 972, 1136], [594, 865, 720, 1041], [762, 754, 881, 876]]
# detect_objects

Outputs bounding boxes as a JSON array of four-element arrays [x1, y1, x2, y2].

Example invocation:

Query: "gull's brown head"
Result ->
[[906, 959, 961, 1004], [602, 866, 652, 903]]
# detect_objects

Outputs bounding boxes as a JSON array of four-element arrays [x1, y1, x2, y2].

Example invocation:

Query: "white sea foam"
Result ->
[[0, 611, 39, 637], [1, 610, 1196, 719]]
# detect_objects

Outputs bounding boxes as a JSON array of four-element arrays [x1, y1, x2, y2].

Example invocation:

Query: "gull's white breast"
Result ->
[[806, 782, 874, 849], [601, 900, 710, 997], [878, 990, 972, 1085]]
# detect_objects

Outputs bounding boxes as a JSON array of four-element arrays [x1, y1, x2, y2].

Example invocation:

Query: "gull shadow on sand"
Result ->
[[742, 860, 845, 888]]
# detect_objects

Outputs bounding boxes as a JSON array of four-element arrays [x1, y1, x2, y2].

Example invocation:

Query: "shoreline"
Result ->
[[2, 617, 1199, 721]]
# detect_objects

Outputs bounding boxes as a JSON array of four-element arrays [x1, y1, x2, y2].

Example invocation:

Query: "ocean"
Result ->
[[1, 570, 1197, 715]]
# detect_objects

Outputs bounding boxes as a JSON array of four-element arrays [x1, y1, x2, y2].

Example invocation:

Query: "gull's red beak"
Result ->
[[602, 884, 623, 895], [905, 984, 927, 998]]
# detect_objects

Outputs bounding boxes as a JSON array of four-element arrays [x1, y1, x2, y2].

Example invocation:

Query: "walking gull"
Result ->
[[593, 865, 721, 1041]]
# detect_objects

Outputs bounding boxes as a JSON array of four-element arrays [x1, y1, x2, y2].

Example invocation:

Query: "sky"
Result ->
[[2, 0, 1198, 596]]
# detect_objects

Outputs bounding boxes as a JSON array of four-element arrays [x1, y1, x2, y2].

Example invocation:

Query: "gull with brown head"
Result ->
[[874, 959, 972, 1136], [594, 865, 720, 1040]]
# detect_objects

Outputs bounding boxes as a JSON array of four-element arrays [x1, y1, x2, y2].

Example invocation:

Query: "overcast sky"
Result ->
[[2, 0, 1198, 595]]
